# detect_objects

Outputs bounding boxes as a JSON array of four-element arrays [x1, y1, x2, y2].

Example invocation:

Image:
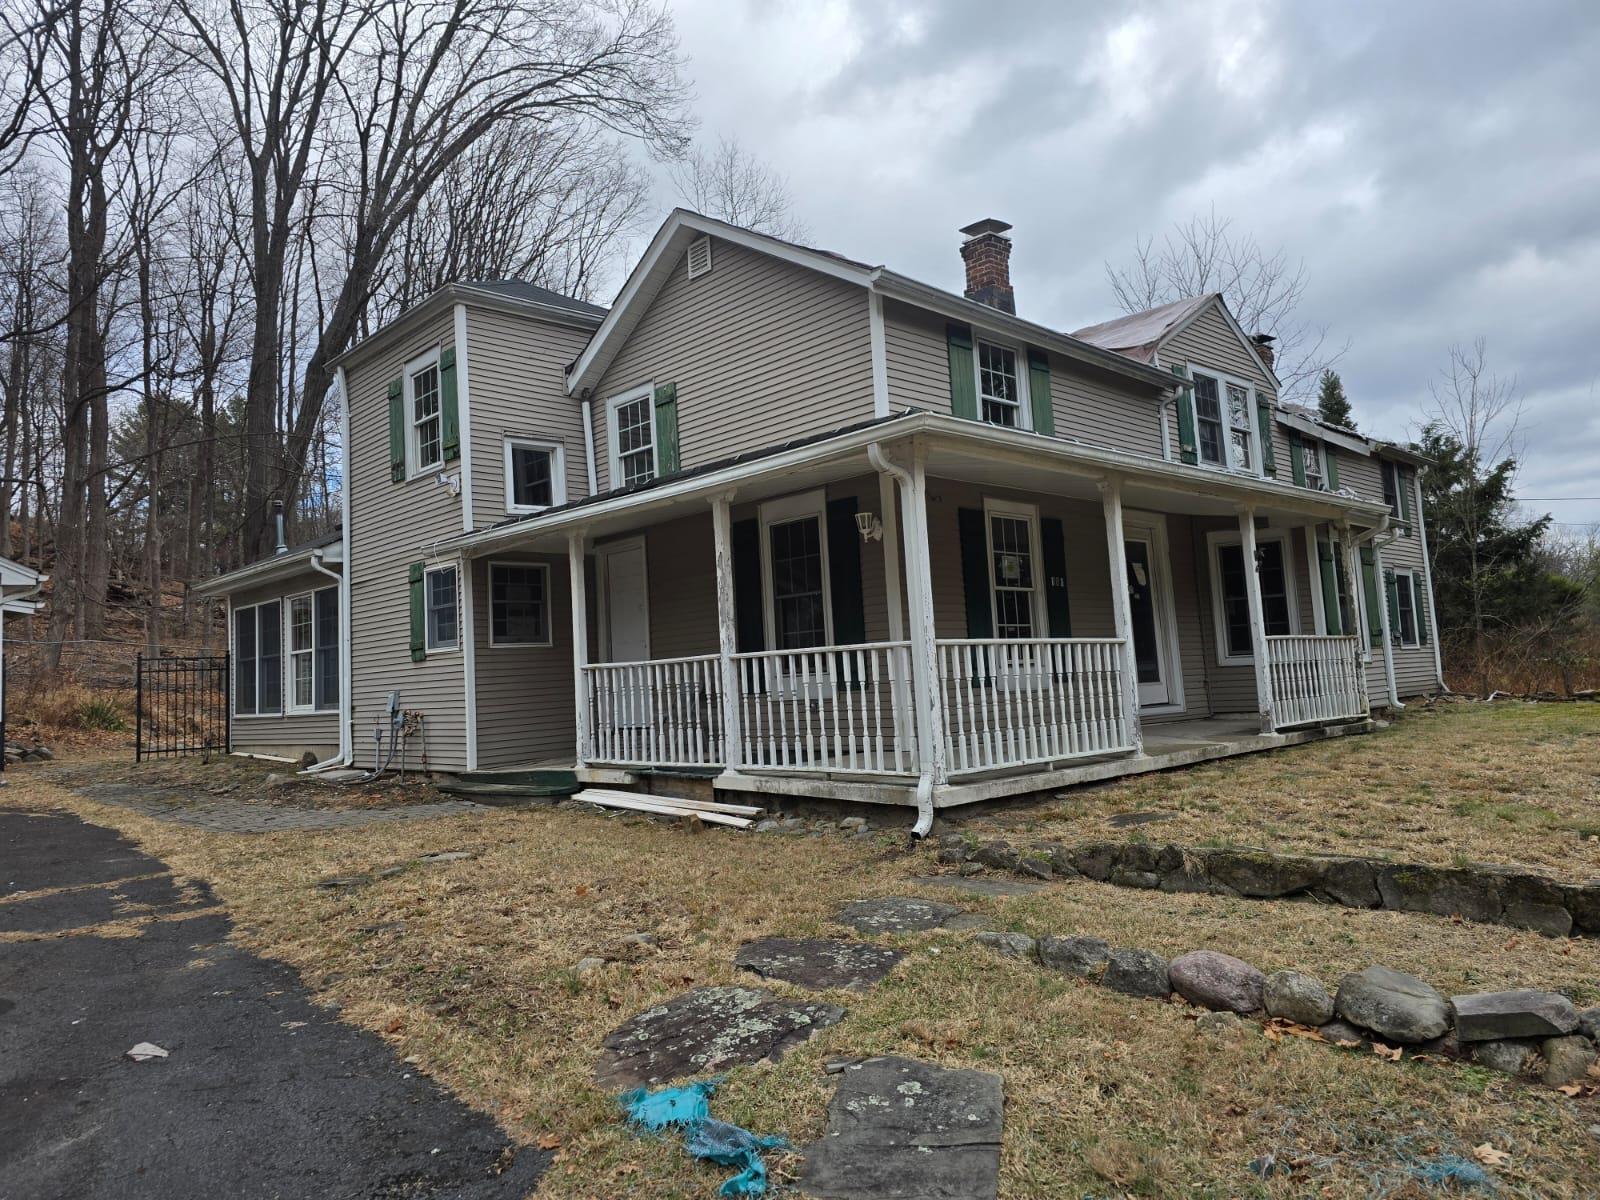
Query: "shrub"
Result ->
[[75, 697, 128, 732]]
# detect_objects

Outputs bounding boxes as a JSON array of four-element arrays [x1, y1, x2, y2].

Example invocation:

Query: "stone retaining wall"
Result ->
[[937, 837, 1600, 938]]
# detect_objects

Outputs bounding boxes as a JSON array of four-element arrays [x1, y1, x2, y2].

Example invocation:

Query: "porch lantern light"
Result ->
[[855, 510, 883, 543]]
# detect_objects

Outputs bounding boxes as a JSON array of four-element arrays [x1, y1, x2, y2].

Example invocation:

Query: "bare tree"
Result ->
[[1105, 208, 1346, 398], [670, 135, 805, 239]]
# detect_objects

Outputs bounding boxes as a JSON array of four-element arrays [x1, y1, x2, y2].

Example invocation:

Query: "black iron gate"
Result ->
[[135, 653, 230, 761]]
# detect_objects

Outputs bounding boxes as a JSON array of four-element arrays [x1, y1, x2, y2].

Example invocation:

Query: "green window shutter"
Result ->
[[1384, 568, 1400, 643], [1317, 538, 1342, 635], [1414, 572, 1430, 644], [946, 323, 977, 420], [1398, 467, 1413, 533], [1325, 445, 1340, 491], [653, 382, 680, 475], [408, 562, 426, 661], [731, 517, 764, 653], [439, 347, 460, 462], [1288, 430, 1307, 487], [1171, 365, 1197, 464], [1360, 546, 1382, 648], [825, 496, 866, 646], [1040, 516, 1072, 637], [1256, 397, 1276, 476], [956, 507, 993, 638], [1026, 348, 1054, 435], [388, 377, 405, 482]]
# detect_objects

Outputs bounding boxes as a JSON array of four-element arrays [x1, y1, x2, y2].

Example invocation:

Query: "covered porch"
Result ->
[[455, 414, 1391, 809]]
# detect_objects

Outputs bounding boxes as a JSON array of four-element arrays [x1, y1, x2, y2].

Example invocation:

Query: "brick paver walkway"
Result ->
[[68, 782, 483, 834]]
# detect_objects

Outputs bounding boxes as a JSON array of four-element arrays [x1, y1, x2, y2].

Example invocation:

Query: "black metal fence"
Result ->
[[135, 653, 230, 761]]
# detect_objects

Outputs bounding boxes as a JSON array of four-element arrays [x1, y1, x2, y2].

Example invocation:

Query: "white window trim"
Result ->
[[971, 334, 1032, 432], [1186, 364, 1264, 477], [982, 497, 1046, 640], [487, 560, 554, 648], [284, 585, 339, 714], [232, 599, 284, 719], [758, 488, 834, 653], [1395, 570, 1421, 648], [424, 562, 461, 653], [606, 383, 656, 491], [1206, 528, 1299, 667], [502, 437, 567, 515], [404, 347, 444, 480]]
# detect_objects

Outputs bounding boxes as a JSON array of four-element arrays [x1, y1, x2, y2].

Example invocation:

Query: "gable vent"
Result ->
[[686, 235, 713, 280]]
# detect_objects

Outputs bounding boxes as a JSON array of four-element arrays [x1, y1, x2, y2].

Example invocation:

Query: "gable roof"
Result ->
[[1072, 292, 1281, 389], [564, 209, 1180, 399], [459, 279, 608, 319]]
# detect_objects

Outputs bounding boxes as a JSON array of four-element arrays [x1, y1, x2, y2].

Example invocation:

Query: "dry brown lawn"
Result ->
[[970, 700, 1600, 878], [4, 703, 1599, 1198]]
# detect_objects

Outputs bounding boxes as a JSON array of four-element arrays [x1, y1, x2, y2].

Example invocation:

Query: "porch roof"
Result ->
[[435, 412, 1393, 557]]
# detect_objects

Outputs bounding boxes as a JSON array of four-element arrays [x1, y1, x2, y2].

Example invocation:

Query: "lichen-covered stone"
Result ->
[[735, 937, 904, 992], [970, 840, 1020, 872], [1168, 950, 1266, 1014], [1578, 1006, 1600, 1042], [1334, 966, 1450, 1044], [1566, 884, 1600, 935], [1069, 843, 1116, 882], [973, 931, 1037, 961], [1451, 989, 1579, 1042], [1264, 970, 1335, 1027], [1103, 948, 1170, 999], [1037, 935, 1110, 978], [1109, 868, 1160, 889], [1541, 1035, 1598, 1086], [834, 896, 962, 934], [1472, 1038, 1537, 1075], [1317, 857, 1381, 908], [1374, 864, 1502, 923], [1204, 849, 1324, 898]]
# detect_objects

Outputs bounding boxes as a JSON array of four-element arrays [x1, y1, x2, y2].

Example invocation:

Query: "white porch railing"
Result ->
[[1267, 634, 1367, 728], [583, 654, 725, 768], [732, 642, 916, 775], [936, 638, 1135, 775]]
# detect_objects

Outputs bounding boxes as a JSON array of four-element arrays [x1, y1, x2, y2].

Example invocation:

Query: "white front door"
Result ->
[[598, 538, 651, 723], [1122, 516, 1181, 709]]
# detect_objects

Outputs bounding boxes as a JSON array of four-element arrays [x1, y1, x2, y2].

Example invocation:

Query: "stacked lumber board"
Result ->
[[572, 788, 762, 829]]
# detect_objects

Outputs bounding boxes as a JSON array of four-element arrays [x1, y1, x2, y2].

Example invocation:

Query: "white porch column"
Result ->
[[1098, 478, 1145, 755], [568, 530, 590, 768], [1339, 522, 1368, 709], [710, 492, 743, 771], [877, 472, 912, 753], [1373, 538, 1402, 709], [899, 449, 946, 785], [1236, 505, 1277, 734]]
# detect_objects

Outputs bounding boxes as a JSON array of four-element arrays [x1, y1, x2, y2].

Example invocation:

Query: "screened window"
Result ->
[[612, 391, 655, 487], [768, 515, 827, 649], [1226, 382, 1254, 471], [425, 565, 458, 651], [1395, 572, 1419, 646], [505, 439, 563, 513], [988, 512, 1038, 640], [1213, 537, 1292, 661], [409, 358, 442, 473], [314, 586, 339, 709], [286, 586, 339, 712], [233, 600, 282, 716], [289, 595, 314, 710], [976, 340, 1021, 428], [490, 563, 550, 646], [1191, 373, 1226, 466]]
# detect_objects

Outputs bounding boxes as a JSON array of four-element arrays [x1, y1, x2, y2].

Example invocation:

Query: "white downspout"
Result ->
[[581, 394, 599, 496], [301, 548, 351, 772], [303, 364, 356, 771]]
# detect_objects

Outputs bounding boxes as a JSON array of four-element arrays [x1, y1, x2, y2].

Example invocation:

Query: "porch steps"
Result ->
[[437, 769, 581, 806], [572, 788, 760, 829]]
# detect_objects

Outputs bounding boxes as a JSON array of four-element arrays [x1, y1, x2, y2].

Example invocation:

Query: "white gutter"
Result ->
[[301, 547, 350, 772]]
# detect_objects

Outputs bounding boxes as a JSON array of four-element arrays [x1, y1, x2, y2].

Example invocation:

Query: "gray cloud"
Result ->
[[652, 0, 1600, 522]]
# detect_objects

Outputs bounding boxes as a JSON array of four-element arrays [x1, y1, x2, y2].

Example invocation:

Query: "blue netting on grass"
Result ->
[[621, 1081, 791, 1197]]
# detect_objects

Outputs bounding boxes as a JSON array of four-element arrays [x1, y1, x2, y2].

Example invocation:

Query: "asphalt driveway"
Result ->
[[0, 807, 545, 1200]]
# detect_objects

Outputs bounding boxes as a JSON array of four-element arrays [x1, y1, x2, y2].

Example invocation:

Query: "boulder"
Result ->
[[1068, 843, 1116, 882], [1109, 868, 1161, 889], [1472, 1038, 1537, 1075], [1334, 966, 1450, 1044], [1502, 901, 1573, 938], [1578, 1006, 1600, 1042], [1113, 843, 1161, 875], [1374, 864, 1501, 923], [970, 840, 1020, 872], [1317, 1018, 1373, 1049], [1566, 884, 1600, 935], [972, 931, 1037, 961], [1204, 849, 1323, 898], [1451, 989, 1580, 1042], [1037, 935, 1110, 979], [1540, 1035, 1597, 1087], [1103, 949, 1170, 999], [1317, 858, 1381, 908], [1264, 970, 1335, 1027], [1017, 857, 1054, 880], [1168, 950, 1266, 1014]]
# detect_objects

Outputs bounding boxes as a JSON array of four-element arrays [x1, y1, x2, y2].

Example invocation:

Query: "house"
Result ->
[[195, 211, 1444, 826], [1, 555, 47, 774]]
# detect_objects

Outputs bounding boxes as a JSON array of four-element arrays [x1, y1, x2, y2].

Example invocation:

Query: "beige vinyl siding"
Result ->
[[465, 306, 595, 527], [228, 569, 341, 759], [590, 238, 876, 493], [1160, 302, 1284, 472], [346, 307, 469, 770], [883, 300, 1166, 457]]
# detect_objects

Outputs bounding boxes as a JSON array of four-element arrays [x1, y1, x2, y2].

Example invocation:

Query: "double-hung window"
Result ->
[[1225, 382, 1254, 471], [1302, 440, 1326, 491], [1395, 571, 1419, 646], [609, 387, 656, 488], [425, 564, 459, 651], [976, 340, 1023, 428], [760, 491, 831, 652], [504, 438, 565, 514], [233, 600, 283, 716], [1381, 461, 1401, 517], [1189, 369, 1261, 474], [489, 562, 551, 646], [986, 502, 1041, 640], [287, 585, 339, 712], [1208, 531, 1295, 664], [407, 353, 442, 475]]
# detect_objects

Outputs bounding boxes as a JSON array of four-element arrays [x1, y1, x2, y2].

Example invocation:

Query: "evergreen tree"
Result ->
[[1316, 369, 1355, 429]]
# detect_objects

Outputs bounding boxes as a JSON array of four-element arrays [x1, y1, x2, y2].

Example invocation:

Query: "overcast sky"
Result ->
[[639, 0, 1600, 527]]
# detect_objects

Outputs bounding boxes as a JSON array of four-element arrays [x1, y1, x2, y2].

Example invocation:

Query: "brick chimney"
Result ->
[[959, 218, 1015, 314], [1251, 332, 1277, 370]]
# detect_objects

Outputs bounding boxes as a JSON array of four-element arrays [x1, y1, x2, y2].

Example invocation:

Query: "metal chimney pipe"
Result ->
[[273, 500, 288, 555]]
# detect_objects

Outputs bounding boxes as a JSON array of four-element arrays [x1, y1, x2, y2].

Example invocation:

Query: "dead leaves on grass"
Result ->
[[1472, 1142, 1512, 1167]]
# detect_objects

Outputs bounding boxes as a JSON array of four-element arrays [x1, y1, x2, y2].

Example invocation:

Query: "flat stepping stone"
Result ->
[[834, 897, 962, 934], [799, 1055, 1003, 1200], [913, 874, 1044, 898], [594, 986, 844, 1089], [735, 937, 904, 992]]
